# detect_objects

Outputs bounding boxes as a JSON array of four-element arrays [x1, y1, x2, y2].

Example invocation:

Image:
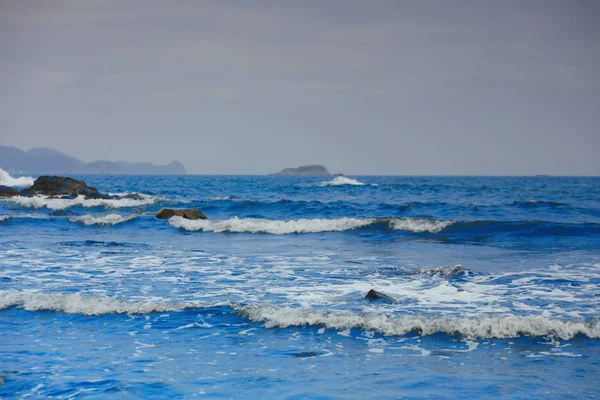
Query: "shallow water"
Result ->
[[1, 174, 599, 398]]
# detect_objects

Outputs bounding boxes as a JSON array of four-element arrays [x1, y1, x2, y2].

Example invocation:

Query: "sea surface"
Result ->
[[1, 172, 599, 398]]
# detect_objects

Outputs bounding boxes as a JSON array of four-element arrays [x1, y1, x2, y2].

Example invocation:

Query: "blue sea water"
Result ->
[[1, 174, 599, 398]]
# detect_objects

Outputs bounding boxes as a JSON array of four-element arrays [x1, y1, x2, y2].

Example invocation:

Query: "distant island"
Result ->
[[270, 165, 331, 176], [0, 146, 187, 175]]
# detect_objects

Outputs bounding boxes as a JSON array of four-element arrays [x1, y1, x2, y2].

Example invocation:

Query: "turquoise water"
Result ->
[[1, 175, 599, 398]]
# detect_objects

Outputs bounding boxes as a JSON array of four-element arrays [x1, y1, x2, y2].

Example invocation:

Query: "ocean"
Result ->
[[1, 173, 599, 398]]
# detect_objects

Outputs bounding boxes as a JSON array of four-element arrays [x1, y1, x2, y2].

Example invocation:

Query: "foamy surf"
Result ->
[[0, 168, 35, 187], [169, 216, 376, 234], [320, 176, 376, 186], [168, 216, 454, 234], [69, 213, 138, 226], [0, 215, 10, 222], [390, 218, 455, 233], [1, 194, 159, 210], [235, 304, 600, 340], [1, 290, 596, 340], [0, 290, 224, 316]]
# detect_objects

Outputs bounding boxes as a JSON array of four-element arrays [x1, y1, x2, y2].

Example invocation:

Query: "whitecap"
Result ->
[[1, 194, 159, 210], [320, 176, 376, 186], [0, 290, 224, 315], [168, 216, 375, 234], [0, 168, 35, 187], [389, 218, 455, 233], [0, 215, 10, 222], [69, 213, 138, 226], [235, 304, 600, 340], [168, 216, 454, 234]]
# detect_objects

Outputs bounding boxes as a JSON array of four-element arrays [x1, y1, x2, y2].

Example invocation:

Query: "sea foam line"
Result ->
[[1, 291, 596, 340], [0, 291, 224, 315], [235, 304, 600, 340], [168, 216, 454, 234], [1, 194, 159, 210], [0, 168, 35, 187], [169, 216, 375, 234], [68, 213, 138, 226]]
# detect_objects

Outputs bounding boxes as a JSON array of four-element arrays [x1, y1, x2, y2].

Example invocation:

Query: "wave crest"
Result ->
[[1, 194, 159, 210], [169, 216, 375, 234], [320, 177, 375, 186], [168, 216, 454, 234], [236, 304, 600, 340], [69, 214, 138, 226], [2, 291, 597, 340], [0, 168, 35, 187], [390, 218, 455, 233], [0, 291, 215, 315]]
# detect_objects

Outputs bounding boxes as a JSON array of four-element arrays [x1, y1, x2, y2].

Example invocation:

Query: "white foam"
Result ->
[[389, 218, 455, 233], [0, 168, 35, 187], [168, 216, 454, 234], [2, 194, 158, 210], [0, 215, 9, 222], [320, 176, 375, 186], [235, 304, 600, 340], [0, 290, 222, 315], [69, 214, 137, 226], [169, 216, 375, 234]]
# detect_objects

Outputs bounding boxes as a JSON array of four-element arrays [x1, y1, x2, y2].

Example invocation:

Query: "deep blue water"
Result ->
[[1, 174, 599, 398]]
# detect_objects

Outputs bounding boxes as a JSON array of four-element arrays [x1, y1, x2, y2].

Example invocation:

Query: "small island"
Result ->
[[270, 165, 331, 176]]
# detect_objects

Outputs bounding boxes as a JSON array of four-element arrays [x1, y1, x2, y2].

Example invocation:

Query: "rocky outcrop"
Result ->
[[0, 175, 144, 202], [155, 208, 208, 220], [0, 185, 19, 197], [271, 165, 331, 176], [365, 289, 396, 302], [21, 176, 110, 199]]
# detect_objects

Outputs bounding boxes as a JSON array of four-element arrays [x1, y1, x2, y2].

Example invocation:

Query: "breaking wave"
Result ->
[[320, 176, 375, 186], [169, 216, 375, 234], [69, 213, 138, 226], [168, 216, 455, 234], [0, 291, 223, 316], [1, 194, 159, 210], [235, 304, 600, 340], [390, 218, 454, 233], [0, 168, 35, 187], [0, 215, 10, 222], [1, 291, 597, 340]]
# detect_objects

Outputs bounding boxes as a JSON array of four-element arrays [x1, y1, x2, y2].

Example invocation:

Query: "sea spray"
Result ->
[[0, 168, 35, 187]]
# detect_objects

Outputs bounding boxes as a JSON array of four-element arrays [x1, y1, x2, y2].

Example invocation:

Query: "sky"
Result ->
[[1, 0, 599, 175]]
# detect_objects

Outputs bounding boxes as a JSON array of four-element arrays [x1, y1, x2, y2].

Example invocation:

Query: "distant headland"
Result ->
[[0, 146, 187, 175], [270, 165, 331, 176]]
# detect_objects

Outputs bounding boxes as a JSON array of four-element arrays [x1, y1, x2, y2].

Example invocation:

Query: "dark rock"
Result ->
[[156, 208, 208, 220], [123, 193, 144, 200], [271, 165, 331, 176], [365, 289, 396, 302], [448, 265, 469, 274], [293, 352, 318, 358], [0, 185, 19, 197], [22, 176, 109, 199]]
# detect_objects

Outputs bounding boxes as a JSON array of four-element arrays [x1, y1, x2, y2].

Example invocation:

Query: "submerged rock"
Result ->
[[156, 208, 208, 220], [21, 176, 110, 199], [365, 289, 396, 302], [122, 193, 144, 200], [0, 185, 19, 197]]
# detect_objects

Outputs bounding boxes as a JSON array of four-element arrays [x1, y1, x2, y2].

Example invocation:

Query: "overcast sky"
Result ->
[[1, 0, 599, 175]]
